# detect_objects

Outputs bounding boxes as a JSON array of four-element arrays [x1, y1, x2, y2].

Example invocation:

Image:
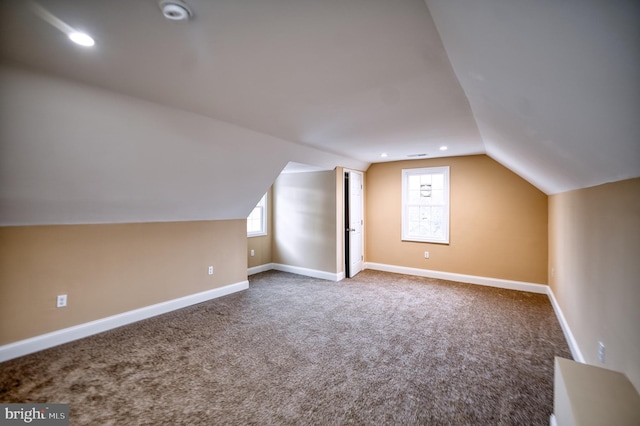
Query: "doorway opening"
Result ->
[[344, 170, 363, 278]]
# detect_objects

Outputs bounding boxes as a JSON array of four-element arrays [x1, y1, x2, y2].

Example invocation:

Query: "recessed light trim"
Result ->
[[159, 0, 193, 21], [68, 32, 95, 47], [439, 146, 448, 151], [380, 153, 388, 158]]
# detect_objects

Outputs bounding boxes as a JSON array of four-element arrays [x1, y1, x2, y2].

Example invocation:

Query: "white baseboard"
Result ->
[[546, 286, 585, 363], [0, 280, 249, 363], [364, 262, 548, 294], [248, 263, 343, 282], [272, 263, 343, 282], [248, 263, 274, 276]]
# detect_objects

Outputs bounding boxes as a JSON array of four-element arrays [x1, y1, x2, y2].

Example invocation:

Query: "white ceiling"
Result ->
[[0, 0, 483, 164], [0, 66, 367, 225], [426, 0, 640, 194], [0, 0, 638, 225]]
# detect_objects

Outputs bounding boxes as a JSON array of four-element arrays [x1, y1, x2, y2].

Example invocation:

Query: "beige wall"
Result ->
[[549, 177, 640, 391], [248, 188, 274, 268], [0, 220, 247, 345], [272, 171, 337, 273], [366, 155, 548, 283]]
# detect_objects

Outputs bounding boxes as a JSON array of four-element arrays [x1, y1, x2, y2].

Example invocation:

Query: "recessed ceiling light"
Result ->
[[160, 0, 193, 21], [68, 32, 95, 47], [29, 3, 96, 47], [380, 153, 388, 158], [439, 146, 448, 151]]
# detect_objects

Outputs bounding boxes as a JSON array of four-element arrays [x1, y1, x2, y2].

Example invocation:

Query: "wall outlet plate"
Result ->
[[208, 266, 214, 275], [57, 294, 67, 308]]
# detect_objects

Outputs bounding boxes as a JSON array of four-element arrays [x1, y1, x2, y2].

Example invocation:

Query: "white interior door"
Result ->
[[348, 170, 364, 277]]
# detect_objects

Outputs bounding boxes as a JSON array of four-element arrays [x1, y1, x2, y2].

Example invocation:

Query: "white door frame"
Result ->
[[345, 169, 364, 278]]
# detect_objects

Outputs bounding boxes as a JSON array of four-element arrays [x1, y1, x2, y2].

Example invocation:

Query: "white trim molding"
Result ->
[[273, 263, 343, 282], [248, 263, 274, 276], [0, 280, 249, 363], [248, 263, 343, 282], [364, 262, 548, 294], [546, 286, 585, 363]]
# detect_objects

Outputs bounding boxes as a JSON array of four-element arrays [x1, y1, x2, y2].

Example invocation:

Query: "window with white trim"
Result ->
[[247, 193, 267, 237], [402, 166, 450, 244]]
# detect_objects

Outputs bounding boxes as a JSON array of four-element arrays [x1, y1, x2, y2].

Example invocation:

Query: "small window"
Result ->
[[402, 166, 450, 244], [247, 193, 267, 237]]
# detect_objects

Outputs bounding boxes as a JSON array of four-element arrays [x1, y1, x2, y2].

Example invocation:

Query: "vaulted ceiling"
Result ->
[[427, 0, 639, 193], [0, 0, 638, 225]]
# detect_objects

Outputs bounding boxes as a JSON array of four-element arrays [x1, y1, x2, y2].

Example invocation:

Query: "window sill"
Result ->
[[401, 237, 449, 245]]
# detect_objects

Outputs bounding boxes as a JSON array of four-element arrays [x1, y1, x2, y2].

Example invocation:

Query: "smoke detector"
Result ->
[[159, 0, 193, 21]]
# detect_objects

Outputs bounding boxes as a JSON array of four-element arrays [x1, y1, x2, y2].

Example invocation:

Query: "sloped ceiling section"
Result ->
[[0, 0, 483, 165], [2, 0, 637, 227], [426, 0, 640, 194], [0, 0, 484, 226], [0, 67, 367, 226]]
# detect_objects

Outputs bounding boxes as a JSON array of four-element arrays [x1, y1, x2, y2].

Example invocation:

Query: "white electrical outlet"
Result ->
[[57, 294, 67, 308], [598, 341, 605, 363], [208, 266, 214, 275], [250, 250, 255, 257], [424, 251, 429, 259]]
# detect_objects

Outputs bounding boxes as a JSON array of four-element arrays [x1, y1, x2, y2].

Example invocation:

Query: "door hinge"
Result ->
[[361, 255, 364, 260], [361, 220, 363, 225]]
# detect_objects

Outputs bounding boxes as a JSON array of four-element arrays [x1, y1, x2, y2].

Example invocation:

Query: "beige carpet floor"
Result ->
[[0, 270, 571, 425]]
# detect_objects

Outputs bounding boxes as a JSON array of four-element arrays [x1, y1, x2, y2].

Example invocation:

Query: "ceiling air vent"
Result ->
[[407, 153, 428, 158]]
